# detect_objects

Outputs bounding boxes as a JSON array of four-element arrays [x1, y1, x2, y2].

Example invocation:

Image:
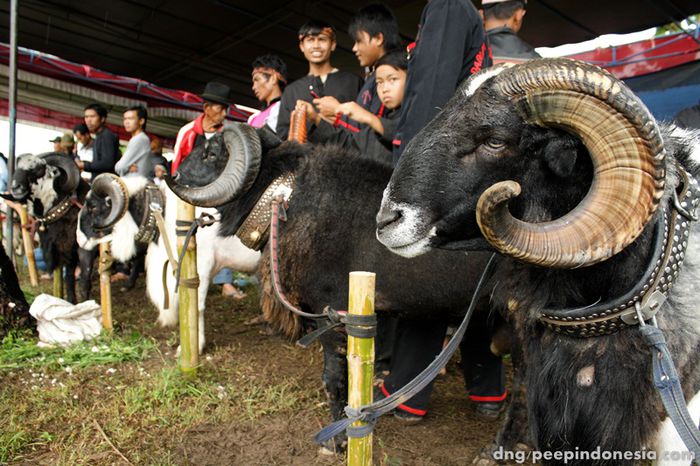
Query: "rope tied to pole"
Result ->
[[315, 254, 498, 444], [268, 196, 379, 346], [98, 247, 114, 274], [173, 212, 217, 292]]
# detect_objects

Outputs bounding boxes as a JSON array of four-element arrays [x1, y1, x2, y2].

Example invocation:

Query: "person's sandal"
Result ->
[[393, 409, 424, 424]]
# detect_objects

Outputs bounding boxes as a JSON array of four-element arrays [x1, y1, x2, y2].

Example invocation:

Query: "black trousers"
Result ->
[[381, 312, 506, 415]]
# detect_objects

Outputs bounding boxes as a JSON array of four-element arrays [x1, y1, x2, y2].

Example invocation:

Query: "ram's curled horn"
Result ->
[[476, 58, 666, 269], [41, 152, 81, 195], [91, 173, 130, 230], [166, 123, 262, 207]]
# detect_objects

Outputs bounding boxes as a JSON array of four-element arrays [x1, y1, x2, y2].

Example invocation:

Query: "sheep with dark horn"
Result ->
[[167, 124, 504, 451], [78, 172, 260, 353], [376, 57, 700, 464]]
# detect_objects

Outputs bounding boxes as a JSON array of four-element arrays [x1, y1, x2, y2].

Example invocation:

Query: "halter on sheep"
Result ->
[[377, 57, 700, 464]]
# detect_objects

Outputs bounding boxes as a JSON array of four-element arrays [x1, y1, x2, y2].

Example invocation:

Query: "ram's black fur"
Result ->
[[378, 64, 700, 464], [175, 135, 494, 445]]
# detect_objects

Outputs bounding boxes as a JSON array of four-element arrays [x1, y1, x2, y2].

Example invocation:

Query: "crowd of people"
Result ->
[[44, 104, 168, 184], [1, 0, 539, 423]]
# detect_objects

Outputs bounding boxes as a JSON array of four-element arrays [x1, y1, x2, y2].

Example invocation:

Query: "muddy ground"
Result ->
[[5, 274, 505, 465]]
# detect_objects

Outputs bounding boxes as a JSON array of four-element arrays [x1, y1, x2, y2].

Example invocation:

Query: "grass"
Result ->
[[0, 330, 155, 370], [1, 268, 328, 465], [0, 332, 314, 464]]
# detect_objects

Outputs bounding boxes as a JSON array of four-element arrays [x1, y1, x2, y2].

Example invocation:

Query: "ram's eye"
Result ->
[[485, 138, 506, 150]]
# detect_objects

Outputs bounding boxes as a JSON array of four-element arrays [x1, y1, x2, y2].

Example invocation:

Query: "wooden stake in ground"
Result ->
[[176, 199, 199, 378], [98, 242, 113, 332], [52, 268, 64, 299], [347, 271, 376, 466], [16, 204, 38, 287]]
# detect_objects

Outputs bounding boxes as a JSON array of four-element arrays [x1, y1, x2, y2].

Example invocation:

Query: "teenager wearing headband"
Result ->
[[276, 20, 363, 140], [248, 54, 288, 132]]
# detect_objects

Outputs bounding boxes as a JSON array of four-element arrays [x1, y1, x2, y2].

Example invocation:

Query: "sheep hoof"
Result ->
[[472, 458, 497, 466], [471, 443, 500, 465], [175, 344, 205, 357], [317, 446, 336, 456]]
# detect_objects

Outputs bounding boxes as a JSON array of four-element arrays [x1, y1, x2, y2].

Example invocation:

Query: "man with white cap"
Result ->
[[481, 0, 540, 64]]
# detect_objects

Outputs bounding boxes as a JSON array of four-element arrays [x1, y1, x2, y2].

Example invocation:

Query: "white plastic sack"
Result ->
[[29, 294, 102, 346]]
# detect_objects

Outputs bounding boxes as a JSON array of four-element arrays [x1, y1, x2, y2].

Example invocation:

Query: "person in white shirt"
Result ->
[[115, 105, 151, 177], [73, 124, 94, 181]]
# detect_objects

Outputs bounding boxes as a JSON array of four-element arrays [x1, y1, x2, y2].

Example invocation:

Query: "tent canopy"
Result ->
[[1, 0, 698, 108]]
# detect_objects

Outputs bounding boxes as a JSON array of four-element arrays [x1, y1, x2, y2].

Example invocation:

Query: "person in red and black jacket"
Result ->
[[172, 82, 231, 174], [392, 0, 492, 163]]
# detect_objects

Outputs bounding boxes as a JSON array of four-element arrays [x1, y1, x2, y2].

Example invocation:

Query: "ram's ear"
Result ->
[[521, 126, 580, 178], [256, 125, 282, 152]]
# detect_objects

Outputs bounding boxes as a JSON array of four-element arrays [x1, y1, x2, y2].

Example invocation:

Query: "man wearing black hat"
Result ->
[[172, 81, 248, 299], [172, 81, 232, 173], [49, 136, 62, 153]]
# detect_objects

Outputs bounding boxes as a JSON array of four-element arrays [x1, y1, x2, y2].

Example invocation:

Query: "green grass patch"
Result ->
[[0, 331, 155, 370], [0, 415, 55, 463]]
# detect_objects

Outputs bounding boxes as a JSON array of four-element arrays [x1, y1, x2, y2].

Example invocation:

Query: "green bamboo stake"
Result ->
[[177, 200, 199, 378], [53, 268, 64, 299], [347, 271, 376, 466]]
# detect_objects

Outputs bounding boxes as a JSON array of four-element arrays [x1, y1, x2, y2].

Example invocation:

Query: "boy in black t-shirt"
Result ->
[[276, 20, 362, 140]]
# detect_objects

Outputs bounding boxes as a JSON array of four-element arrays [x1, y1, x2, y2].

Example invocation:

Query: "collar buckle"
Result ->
[[621, 290, 665, 326]]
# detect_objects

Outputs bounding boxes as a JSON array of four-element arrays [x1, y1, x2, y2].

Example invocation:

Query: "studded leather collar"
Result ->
[[35, 195, 80, 231], [539, 165, 700, 337], [235, 172, 295, 250]]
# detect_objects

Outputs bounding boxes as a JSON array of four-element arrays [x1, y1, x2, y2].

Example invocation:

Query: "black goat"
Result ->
[[166, 125, 493, 448], [9, 153, 94, 303], [377, 58, 700, 464]]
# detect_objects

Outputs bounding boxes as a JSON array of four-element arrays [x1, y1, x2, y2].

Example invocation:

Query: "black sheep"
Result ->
[[377, 58, 700, 464], [166, 125, 495, 449], [9, 153, 95, 303]]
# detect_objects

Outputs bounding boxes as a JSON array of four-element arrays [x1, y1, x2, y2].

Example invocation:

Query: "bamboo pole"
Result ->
[[53, 268, 63, 299], [99, 242, 113, 332], [16, 205, 38, 287], [347, 271, 376, 466], [177, 200, 198, 378]]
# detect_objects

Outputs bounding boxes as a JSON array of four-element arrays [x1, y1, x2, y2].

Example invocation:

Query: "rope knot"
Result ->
[[272, 195, 288, 222], [196, 212, 217, 228]]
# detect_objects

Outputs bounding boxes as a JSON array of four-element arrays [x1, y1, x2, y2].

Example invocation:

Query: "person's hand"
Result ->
[[75, 160, 85, 170], [335, 102, 362, 120], [129, 164, 138, 173], [313, 96, 341, 120], [154, 165, 167, 179], [295, 100, 320, 125]]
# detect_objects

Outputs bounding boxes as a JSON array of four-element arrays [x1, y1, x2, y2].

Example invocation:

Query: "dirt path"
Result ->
[[5, 277, 503, 465]]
